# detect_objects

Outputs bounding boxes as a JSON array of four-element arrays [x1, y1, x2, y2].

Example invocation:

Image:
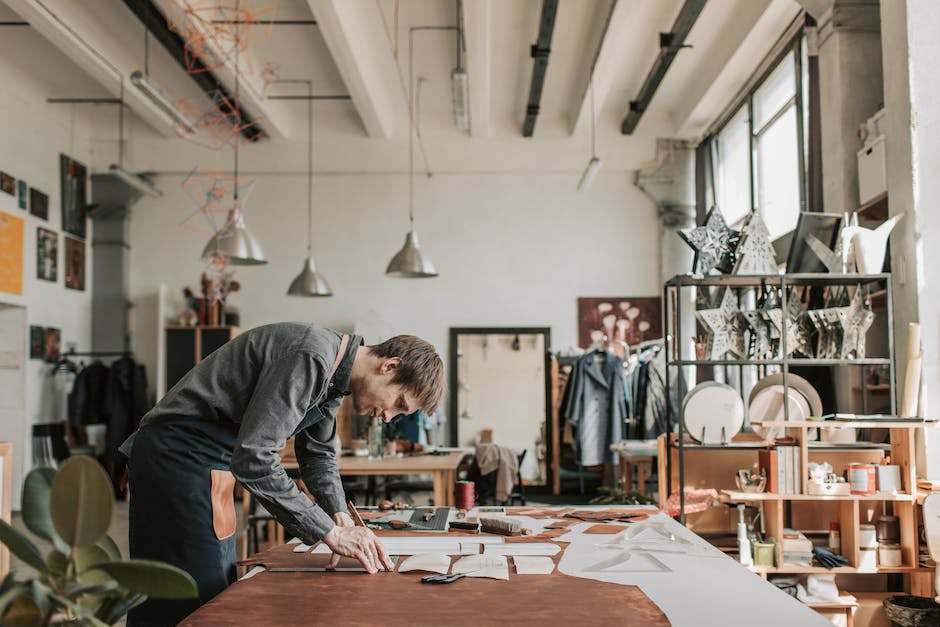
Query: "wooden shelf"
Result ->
[[750, 419, 936, 429], [721, 490, 915, 502], [856, 191, 888, 220], [748, 564, 927, 575]]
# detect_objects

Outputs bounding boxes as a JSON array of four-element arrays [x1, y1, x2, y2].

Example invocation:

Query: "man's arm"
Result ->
[[294, 396, 348, 519], [229, 351, 336, 545]]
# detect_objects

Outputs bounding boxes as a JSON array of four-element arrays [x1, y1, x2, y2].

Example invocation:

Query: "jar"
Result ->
[[859, 547, 878, 570], [878, 543, 902, 567], [876, 515, 901, 544], [848, 463, 877, 495], [859, 524, 877, 548], [828, 522, 841, 555]]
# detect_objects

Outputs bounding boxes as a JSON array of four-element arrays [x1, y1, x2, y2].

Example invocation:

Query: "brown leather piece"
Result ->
[[564, 508, 660, 523], [505, 506, 577, 519], [189, 543, 670, 626], [210, 469, 236, 541], [583, 524, 629, 535], [545, 519, 578, 529]]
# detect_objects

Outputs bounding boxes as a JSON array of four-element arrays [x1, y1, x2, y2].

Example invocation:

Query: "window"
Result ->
[[703, 38, 806, 248]]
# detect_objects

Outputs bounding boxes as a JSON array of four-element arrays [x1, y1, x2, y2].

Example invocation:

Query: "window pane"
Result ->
[[755, 104, 800, 240], [714, 107, 751, 226], [753, 53, 796, 130]]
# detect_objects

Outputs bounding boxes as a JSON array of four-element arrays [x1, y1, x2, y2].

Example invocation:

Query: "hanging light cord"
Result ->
[[408, 27, 415, 230], [590, 79, 597, 159], [234, 0, 240, 202], [143, 0, 149, 77], [307, 79, 313, 256], [118, 78, 125, 167]]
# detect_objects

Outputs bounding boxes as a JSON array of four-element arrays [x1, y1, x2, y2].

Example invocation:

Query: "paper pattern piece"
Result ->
[[451, 554, 509, 580], [484, 543, 560, 557], [292, 543, 312, 553], [378, 537, 464, 555], [583, 524, 629, 535], [512, 556, 555, 575], [398, 553, 451, 574]]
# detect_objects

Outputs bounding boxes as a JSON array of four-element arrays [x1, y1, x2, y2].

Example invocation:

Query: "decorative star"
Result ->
[[837, 289, 876, 358], [679, 206, 740, 275], [734, 211, 779, 275], [741, 310, 774, 359], [805, 233, 843, 274], [696, 288, 747, 359], [784, 290, 815, 357]]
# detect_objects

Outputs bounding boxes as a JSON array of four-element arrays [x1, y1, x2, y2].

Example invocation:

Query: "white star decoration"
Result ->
[[697, 288, 747, 359], [734, 211, 779, 275], [837, 289, 875, 358], [679, 206, 740, 274]]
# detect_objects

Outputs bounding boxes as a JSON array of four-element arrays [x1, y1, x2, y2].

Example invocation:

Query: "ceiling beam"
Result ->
[[621, 0, 707, 135], [3, 0, 183, 138], [521, 0, 559, 137], [305, 0, 408, 139], [461, 0, 491, 138], [568, 0, 623, 135]]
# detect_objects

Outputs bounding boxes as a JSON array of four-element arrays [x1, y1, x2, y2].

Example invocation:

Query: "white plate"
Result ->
[[748, 372, 822, 417], [682, 382, 744, 444], [749, 385, 810, 439]]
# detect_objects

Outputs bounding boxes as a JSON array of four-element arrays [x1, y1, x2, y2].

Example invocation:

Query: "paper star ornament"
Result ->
[[837, 289, 875, 358], [679, 206, 740, 275], [734, 211, 778, 275], [696, 288, 747, 359]]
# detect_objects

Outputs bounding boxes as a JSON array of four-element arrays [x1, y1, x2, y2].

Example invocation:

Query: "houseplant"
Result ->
[[0, 455, 197, 625]]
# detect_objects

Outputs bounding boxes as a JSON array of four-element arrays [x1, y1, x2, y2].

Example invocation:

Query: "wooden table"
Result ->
[[284, 451, 465, 506], [611, 441, 657, 496]]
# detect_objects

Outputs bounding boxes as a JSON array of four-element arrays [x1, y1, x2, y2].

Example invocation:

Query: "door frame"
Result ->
[[448, 326, 552, 486]]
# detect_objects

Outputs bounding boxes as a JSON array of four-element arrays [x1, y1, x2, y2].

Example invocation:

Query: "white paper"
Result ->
[[484, 543, 560, 556], [512, 556, 555, 575], [310, 543, 333, 554], [377, 537, 463, 555], [451, 554, 509, 580], [287, 537, 302, 545], [292, 543, 313, 553], [398, 553, 452, 574]]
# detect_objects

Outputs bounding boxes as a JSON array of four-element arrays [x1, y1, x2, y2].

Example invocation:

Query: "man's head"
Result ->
[[349, 335, 444, 422]]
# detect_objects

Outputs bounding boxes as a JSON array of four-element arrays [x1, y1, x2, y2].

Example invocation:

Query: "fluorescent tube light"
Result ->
[[129, 70, 197, 136], [451, 67, 469, 130], [107, 164, 162, 198], [577, 156, 602, 192]]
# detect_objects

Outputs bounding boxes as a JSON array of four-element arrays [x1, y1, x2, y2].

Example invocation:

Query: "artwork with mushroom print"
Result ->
[[577, 297, 662, 356]]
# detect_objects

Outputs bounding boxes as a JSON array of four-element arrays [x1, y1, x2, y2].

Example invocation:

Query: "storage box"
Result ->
[[808, 480, 851, 496], [857, 135, 887, 204]]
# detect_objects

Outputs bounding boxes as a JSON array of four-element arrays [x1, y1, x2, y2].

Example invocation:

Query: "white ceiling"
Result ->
[[0, 0, 802, 169]]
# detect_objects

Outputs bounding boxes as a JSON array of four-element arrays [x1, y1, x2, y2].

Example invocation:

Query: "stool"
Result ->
[[618, 454, 654, 496]]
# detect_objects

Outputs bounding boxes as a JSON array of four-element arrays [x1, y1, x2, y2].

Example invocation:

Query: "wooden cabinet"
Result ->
[[164, 326, 241, 395]]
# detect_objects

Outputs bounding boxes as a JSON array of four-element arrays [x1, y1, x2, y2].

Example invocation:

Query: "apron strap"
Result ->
[[329, 334, 350, 378]]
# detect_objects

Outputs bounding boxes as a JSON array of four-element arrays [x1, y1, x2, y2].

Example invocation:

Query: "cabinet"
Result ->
[[164, 326, 241, 395]]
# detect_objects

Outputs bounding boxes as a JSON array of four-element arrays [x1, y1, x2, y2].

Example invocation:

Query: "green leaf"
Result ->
[[89, 560, 198, 599], [27, 580, 51, 615], [95, 534, 122, 561], [0, 519, 48, 575], [46, 549, 69, 577], [2, 595, 42, 627], [0, 583, 27, 616], [50, 456, 113, 549], [22, 467, 60, 545], [101, 591, 145, 623], [73, 545, 110, 574], [66, 580, 120, 598]]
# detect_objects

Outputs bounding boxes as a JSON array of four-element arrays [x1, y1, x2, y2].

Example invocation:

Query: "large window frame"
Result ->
[[700, 32, 810, 262]]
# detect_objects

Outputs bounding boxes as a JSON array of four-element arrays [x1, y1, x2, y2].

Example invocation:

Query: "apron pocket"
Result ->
[[210, 469, 237, 541]]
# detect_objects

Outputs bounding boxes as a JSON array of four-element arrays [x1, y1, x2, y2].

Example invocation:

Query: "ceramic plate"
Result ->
[[748, 372, 823, 417], [749, 385, 811, 439], [682, 382, 744, 444]]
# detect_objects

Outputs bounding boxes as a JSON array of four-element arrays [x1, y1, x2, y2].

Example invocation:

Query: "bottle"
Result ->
[[368, 417, 384, 459], [828, 522, 841, 555], [737, 504, 753, 566]]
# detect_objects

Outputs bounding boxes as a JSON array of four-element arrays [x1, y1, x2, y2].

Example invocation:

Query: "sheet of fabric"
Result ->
[[474, 442, 519, 503], [122, 323, 361, 544]]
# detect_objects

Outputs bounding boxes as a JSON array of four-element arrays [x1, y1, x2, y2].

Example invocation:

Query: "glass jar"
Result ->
[[367, 417, 384, 459]]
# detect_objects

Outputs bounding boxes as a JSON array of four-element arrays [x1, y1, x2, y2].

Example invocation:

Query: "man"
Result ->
[[120, 324, 444, 625]]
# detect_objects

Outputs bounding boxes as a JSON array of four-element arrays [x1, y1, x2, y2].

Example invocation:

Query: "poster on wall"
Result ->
[[30, 187, 48, 220], [0, 210, 23, 295], [0, 172, 13, 196], [44, 327, 61, 362], [60, 154, 87, 239], [577, 297, 662, 354], [17, 180, 26, 210], [64, 236, 85, 291], [36, 227, 57, 282], [29, 325, 44, 359]]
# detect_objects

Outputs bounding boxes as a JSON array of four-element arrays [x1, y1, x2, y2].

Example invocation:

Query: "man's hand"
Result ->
[[323, 517, 394, 574]]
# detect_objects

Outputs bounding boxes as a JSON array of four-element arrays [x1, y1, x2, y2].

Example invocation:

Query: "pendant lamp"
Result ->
[[287, 80, 332, 296], [201, 1, 266, 266], [577, 80, 602, 192], [386, 29, 438, 278]]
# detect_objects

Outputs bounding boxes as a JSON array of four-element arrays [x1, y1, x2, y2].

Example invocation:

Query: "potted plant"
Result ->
[[0, 455, 197, 625]]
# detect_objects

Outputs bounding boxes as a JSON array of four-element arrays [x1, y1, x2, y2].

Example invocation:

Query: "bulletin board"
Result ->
[[0, 211, 24, 294]]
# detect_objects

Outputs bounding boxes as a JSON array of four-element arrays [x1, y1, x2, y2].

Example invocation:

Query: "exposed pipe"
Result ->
[[621, 0, 707, 134], [522, 0, 559, 137]]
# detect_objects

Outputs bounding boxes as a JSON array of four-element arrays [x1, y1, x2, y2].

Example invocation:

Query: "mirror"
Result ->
[[449, 327, 551, 486]]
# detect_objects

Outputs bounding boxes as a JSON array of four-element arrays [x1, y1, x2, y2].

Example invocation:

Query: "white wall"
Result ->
[[127, 164, 661, 404], [0, 68, 94, 507]]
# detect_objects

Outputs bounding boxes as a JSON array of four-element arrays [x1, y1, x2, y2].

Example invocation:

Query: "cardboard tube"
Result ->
[[907, 322, 921, 360], [902, 353, 922, 417]]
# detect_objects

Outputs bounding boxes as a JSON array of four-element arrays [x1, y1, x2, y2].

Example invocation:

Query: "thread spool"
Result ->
[[454, 481, 475, 510]]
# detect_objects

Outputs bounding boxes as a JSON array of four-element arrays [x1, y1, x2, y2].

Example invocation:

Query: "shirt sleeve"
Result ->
[[294, 395, 349, 519], [229, 351, 336, 544]]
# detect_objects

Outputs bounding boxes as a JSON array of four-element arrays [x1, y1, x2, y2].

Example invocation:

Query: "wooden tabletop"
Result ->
[[282, 451, 465, 475]]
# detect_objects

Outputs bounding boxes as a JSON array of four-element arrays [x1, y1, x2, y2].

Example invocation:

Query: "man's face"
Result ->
[[350, 357, 419, 422]]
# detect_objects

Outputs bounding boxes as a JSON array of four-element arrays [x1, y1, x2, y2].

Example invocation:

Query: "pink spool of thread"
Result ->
[[454, 480, 475, 510]]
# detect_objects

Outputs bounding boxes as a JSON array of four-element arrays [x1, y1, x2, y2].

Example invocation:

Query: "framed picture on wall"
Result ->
[[0, 172, 13, 196], [29, 325, 44, 359], [64, 236, 85, 291], [577, 297, 663, 354], [44, 327, 61, 363], [29, 187, 48, 220], [60, 154, 87, 239], [0, 211, 24, 295], [17, 180, 26, 210], [36, 227, 57, 282]]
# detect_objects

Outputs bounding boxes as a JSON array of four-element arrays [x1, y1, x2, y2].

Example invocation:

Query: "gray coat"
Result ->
[[562, 351, 629, 466]]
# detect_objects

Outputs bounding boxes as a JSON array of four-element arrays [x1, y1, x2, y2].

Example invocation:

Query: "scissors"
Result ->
[[420, 573, 467, 584]]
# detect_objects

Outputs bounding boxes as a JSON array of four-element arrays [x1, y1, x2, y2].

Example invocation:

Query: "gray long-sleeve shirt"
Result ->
[[120, 323, 359, 544]]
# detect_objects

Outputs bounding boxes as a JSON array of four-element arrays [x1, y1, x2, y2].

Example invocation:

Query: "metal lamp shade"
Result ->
[[287, 257, 333, 297], [385, 230, 438, 278], [202, 208, 267, 265]]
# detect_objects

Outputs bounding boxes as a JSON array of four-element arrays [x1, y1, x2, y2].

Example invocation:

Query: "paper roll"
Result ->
[[906, 322, 921, 360], [902, 353, 922, 417]]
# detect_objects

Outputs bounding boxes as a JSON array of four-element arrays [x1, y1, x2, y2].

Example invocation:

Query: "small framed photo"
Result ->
[[30, 188, 48, 221], [0, 172, 13, 196], [60, 154, 87, 239], [64, 236, 85, 291], [36, 227, 57, 282], [44, 327, 61, 363], [17, 180, 26, 210], [29, 325, 44, 359]]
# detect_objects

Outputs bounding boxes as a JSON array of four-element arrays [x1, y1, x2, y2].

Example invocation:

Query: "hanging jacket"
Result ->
[[561, 351, 629, 466], [105, 356, 150, 493]]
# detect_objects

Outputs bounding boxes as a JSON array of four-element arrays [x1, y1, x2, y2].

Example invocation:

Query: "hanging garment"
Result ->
[[105, 356, 151, 495], [473, 442, 519, 504], [561, 351, 629, 466], [67, 361, 110, 428]]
